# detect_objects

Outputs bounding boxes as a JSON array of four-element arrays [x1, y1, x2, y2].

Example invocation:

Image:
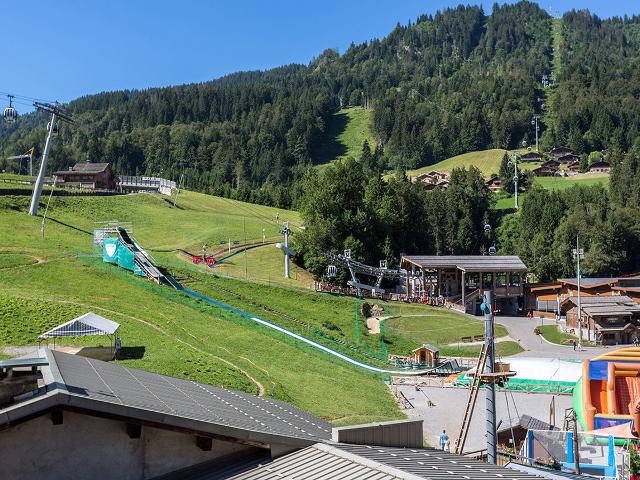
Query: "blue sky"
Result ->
[[1, 1, 637, 111]]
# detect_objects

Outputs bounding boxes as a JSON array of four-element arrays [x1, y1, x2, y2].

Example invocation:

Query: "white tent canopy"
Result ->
[[38, 312, 120, 339]]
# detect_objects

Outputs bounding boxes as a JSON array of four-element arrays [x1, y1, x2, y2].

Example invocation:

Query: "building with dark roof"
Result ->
[[549, 147, 572, 158], [526, 276, 640, 319], [497, 415, 555, 453], [520, 152, 543, 162], [559, 295, 640, 344], [557, 154, 580, 164], [0, 349, 330, 479], [53, 162, 118, 190], [588, 161, 611, 174], [0, 350, 546, 480], [400, 255, 527, 315], [531, 166, 558, 177]]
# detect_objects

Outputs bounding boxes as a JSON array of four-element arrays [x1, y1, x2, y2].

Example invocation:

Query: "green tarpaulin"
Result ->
[[103, 238, 145, 276]]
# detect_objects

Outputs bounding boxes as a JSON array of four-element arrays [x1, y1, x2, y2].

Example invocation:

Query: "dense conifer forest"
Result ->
[[3, 2, 640, 280]]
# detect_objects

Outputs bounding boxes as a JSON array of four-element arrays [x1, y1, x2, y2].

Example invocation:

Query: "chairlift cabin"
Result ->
[[3, 96, 17, 124]]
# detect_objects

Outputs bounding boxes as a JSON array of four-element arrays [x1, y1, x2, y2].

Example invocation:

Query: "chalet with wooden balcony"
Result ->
[[400, 255, 527, 315]]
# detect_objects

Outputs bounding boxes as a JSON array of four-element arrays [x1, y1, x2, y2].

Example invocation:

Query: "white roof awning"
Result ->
[[38, 312, 120, 339]]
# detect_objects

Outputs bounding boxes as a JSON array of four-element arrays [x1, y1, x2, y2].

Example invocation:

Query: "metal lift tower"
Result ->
[[29, 102, 73, 216]]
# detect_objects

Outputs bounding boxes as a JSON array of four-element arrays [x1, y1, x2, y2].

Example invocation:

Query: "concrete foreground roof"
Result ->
[[0, 349, 331, 447], [226, 443, 540, 480]]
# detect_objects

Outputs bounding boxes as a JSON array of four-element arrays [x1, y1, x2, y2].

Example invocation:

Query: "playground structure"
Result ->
[[574, 347, 640, 433]]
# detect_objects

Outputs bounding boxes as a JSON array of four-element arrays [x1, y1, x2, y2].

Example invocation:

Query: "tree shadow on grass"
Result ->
[[313, 112, 349, 165]]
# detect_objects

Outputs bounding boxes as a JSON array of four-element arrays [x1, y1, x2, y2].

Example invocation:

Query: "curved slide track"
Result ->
[[116, 229, 444, 375]]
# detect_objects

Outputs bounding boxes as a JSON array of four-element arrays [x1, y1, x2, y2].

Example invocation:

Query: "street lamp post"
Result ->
[[572, 236, 585, 348]]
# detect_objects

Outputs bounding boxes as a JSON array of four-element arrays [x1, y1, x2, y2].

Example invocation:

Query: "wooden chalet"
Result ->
[[540, 159, 560, 169], [532, 165, 558, 177], [53, 162, 118, 190], [560, 295, 640, 344], [567, 161, 581, 173], [486, 175, 501, 192], [400, 255, 527, 315], [558, 153, 581, 164], [436, 179, 450, 190], [550, 147, 572, 158], [526, 276, 640, 318], [588, 161, 611, 174], [519, 151, 543, 162]]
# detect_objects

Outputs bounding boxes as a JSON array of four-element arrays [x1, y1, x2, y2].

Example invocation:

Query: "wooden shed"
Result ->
[[412, 344, 439, 367]]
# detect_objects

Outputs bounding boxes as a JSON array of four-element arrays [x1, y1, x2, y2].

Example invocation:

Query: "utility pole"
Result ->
[[280, 222, 291, 278], [483, 290, 497, 464], [29, 102, 73, 216], [573, 236, 585, 347], [531, 114, 540, 153], [508, 154, 519, 209], [172, 173, 184, 207]]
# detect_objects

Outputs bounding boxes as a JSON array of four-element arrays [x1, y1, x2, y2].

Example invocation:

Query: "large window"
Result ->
[[482, 273, 493, 288], [496, 273, 507, 287]]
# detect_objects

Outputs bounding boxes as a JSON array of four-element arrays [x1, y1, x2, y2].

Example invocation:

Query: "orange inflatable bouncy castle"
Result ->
[[575, 347, 640, 436]]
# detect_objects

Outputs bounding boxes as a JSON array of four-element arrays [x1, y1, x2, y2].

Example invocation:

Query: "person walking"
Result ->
[[445, 435, 451, 452], [439, 430, 447, 451], [571, 339, 576, 351]]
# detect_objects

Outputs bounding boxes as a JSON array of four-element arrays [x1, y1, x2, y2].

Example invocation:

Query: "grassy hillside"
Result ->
[[315, 107, 374, 164], [405, 149, 509, 177], [0, 189, 524, 427], [534, 174, 609, 190]]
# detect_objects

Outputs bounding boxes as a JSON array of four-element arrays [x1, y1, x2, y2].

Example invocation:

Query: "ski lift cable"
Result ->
[[0, 90, 58, 104]]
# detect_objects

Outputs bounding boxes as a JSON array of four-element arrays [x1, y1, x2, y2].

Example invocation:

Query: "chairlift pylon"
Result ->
[[3, 95, 17, 124]]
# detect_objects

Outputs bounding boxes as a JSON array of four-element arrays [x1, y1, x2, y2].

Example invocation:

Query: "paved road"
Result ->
[[495, 315, 614, 360]]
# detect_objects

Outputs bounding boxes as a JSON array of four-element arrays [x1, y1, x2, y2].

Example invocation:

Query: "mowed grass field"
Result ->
[[315, 107, 374, 164], [0, 189, 522, 424], [534, 174, 609, 190], [405, 149, 510, 177]]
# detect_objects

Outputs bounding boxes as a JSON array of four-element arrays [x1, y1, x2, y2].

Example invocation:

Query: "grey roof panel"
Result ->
[[564, 295, 632, 305], [402, 256, 527, 272], [49, 350, 331, 443], [334, 444, 541, 479], [228, 444, 409, 480]]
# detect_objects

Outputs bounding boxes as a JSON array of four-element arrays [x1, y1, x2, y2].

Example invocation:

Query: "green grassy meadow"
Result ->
[[315, 107, 374, 164], [405, 149, 510, 177], [533, 174, 609, 190], [0, 188, 524, 424]]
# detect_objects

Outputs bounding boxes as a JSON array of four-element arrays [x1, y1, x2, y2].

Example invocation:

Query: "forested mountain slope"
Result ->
[[2, 2, 637, 208]]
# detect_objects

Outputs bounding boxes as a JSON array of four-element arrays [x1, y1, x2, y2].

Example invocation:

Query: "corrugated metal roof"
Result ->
[[229, 444, 411, 479], [565, 295, 632, 305], [582, 305, 640, 316], [402, 256, 526, 272], [558, 278, 622, 287], [45, 350, 331, 443], [72, 162, 110, 173], [332, 444, 540, 479], [38, 312, 120, 339]]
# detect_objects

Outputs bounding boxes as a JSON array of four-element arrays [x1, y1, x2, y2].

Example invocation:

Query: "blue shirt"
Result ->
[[440, 434, 446, 445]]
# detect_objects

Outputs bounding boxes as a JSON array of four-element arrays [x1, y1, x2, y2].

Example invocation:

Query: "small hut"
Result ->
[[412, 344, 439, 367]]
